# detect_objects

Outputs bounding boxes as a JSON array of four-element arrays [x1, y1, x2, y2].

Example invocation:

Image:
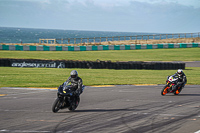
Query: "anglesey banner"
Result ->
[[10, 60, 65, 68]]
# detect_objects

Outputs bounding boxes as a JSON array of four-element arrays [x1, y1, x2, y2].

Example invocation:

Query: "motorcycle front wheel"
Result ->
[[161, 85, 169, 96], [52, 98, 61, 113]]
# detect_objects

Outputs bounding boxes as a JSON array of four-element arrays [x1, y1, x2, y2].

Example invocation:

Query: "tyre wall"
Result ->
[[0, 59, 185, 70]]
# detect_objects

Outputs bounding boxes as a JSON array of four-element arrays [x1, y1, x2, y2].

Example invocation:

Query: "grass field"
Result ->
[[0, 48, 200, 61], [0, 48, 200, 87], [0, 67, 199, 87]]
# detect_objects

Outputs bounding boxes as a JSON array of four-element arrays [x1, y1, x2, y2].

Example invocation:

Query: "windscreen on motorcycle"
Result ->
[[169, 75, 178, 82], [59, 86, 73, 96]]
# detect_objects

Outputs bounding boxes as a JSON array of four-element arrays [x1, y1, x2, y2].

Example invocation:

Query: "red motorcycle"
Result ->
[[161, 75, 182, 96]]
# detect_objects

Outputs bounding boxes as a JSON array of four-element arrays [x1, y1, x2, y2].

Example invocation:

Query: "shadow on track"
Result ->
[[56, 108, 146, 113], [75, 108, 145, 112], [163, 93, 200, 96], [178, 94, 200, 96]]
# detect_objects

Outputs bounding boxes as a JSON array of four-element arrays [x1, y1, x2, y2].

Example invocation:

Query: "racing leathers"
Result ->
[[172, 72, 187, 91], [63, 76, 83, 96]]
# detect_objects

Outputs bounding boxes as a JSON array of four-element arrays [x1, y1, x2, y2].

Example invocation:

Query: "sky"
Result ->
[[0, 0, 200, 33]]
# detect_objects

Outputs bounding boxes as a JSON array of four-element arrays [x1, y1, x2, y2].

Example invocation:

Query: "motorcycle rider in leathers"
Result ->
[[172, 69, 187, 92], [60, 70, 83, 96]]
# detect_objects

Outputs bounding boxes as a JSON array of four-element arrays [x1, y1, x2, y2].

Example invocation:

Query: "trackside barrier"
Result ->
[[0, 43, 199, 51], [0, 59, 185, 70]]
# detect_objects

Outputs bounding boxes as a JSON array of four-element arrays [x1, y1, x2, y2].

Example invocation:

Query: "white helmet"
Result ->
[[177, 69, 183, 76]]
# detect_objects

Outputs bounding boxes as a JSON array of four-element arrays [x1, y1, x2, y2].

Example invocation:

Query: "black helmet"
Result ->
[[177, 69, 183, 76], [70, 70, 78, 79]]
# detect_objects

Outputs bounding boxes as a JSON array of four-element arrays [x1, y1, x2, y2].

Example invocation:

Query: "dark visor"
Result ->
[[71, 75, 76, 78]]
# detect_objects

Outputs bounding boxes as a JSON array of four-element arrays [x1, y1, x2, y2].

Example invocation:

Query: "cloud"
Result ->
[[129, 0, 200, 8], [0, 0, 199, 33]]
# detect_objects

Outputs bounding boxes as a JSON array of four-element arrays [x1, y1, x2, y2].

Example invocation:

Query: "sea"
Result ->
[[0, 27, 198, 44]]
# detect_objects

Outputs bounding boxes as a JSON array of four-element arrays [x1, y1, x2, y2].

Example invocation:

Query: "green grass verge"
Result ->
[[0, 67, 199, 87], [1, 48, 199, 87], [0, 47, 200, 61]]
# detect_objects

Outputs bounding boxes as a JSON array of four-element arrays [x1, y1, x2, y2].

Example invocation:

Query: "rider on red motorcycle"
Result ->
[[172, 69, 187, 92]]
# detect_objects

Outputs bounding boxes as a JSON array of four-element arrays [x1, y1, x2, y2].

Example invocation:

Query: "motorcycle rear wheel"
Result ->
[[52, 98, 61, 113], [68, 96, 80, 111], [161, 85, 169, 96], [174, 87, 182, 95]]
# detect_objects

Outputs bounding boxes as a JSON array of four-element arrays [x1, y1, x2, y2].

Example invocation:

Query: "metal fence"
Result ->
[[39, 32, 200, 45]]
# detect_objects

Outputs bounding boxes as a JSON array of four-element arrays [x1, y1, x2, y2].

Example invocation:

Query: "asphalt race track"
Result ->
[[0, 85, 200, 133]]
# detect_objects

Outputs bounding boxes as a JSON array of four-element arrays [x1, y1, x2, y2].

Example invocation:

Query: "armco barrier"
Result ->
[[0, 59, 185, 70], [0, 43, 199, 51]]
